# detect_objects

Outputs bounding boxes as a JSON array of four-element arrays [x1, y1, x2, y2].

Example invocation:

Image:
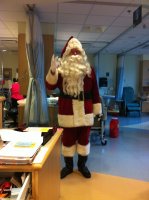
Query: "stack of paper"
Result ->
[[0, 128, 44, 164], [0, 129, 43, 143], [0, 141, 42, 164]]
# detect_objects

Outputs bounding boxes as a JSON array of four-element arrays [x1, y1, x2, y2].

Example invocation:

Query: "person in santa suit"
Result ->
[[46, 37, 102, 179]]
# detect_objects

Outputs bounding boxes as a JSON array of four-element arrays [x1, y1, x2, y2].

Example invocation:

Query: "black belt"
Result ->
[[60, 91, 92, 101]]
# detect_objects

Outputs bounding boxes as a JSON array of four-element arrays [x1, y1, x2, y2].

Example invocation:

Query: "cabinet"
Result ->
[[0, 128, 63, 200], [142, 101, 149, 112], [140, 60, 149, 96], [142, 61, 149, 86]]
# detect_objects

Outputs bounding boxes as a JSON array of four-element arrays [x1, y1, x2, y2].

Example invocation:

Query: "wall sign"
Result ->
[[133, 5, 142, 27]]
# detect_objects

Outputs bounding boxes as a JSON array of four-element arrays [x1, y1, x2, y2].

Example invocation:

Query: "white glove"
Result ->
[[50, 54, 60, 74], [94, 113, 103, 121]]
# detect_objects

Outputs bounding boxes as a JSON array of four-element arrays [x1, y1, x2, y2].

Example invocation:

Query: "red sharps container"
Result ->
[[110, 117, 119, 138]]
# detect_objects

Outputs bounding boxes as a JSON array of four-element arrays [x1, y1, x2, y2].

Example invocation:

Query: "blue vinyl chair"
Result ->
[[122, 87, 141, 117]]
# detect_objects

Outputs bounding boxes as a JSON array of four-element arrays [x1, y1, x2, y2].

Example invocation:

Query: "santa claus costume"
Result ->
[[46, 37, 102, 179]]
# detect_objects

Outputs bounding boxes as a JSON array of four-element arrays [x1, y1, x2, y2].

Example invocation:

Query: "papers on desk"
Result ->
[[0, 141, 42, 164], [0, 129, 43, 143], [24, 127, 52, 132], [0, 128, 45, 164]]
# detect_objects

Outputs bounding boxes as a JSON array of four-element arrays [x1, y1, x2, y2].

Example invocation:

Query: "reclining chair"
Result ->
[[122, 86, 141, 117]]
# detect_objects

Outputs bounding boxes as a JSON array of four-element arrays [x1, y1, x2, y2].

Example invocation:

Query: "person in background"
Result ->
[[46, 37, 102, 179], [4, 78, 24, 127], [11, 78, 24, 101]]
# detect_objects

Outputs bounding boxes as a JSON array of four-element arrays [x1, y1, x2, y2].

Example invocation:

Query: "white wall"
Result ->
[[95, 53, 117, 95], [94, 53, 142, 97], [123, 55, 141, 96], [143, 55, 149, 60]]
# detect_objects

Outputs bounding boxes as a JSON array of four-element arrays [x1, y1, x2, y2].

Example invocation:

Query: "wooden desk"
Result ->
[[0, 96, 5, 128], [0, 128, 63, 200]]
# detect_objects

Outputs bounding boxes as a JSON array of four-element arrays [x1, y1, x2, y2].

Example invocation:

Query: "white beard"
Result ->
[[58, 55, 91, 97]]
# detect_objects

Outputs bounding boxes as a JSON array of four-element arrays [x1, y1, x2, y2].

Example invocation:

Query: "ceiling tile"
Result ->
[[37, 2, 58, 12], [85, 15, 116, 26], [78, 32, 100, 41], [112, 16, 133, 26], [90, 5, 126, 16], [105, 26, 127, 34], [39, 12, 57, 23], [56, 32, 78, 40], [59, 2, 92, 14], [0, 11, 26, 21], [58, 13, 86, 24], [0, 1, 23, 11], [57, 24, 82, 32], [98, 33, 118, 42]]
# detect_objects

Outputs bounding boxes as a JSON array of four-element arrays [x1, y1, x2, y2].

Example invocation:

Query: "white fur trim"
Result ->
[[93, 103, 102, 115], [62, 144, 76, 157], [46, 68, 58, 85], [58, 113, 94, 127], [73, 100, 85, 126], [77, 143, 90, 156]]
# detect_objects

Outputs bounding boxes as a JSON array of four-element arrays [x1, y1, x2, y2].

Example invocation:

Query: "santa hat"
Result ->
[[61, 36, 73, 57]]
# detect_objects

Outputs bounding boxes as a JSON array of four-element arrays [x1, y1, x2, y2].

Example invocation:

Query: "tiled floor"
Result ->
[[89, 113, 149, 182]]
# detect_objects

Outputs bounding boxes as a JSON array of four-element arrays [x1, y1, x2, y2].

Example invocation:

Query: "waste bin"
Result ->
[[110, 117, 119, 138]]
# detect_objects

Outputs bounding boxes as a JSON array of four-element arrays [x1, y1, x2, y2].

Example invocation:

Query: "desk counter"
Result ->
[[0, 128, 63, 200]]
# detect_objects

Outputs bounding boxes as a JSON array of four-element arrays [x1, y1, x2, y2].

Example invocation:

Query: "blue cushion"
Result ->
[[127, 106, 141, 111], [127, 103, 140, 107]]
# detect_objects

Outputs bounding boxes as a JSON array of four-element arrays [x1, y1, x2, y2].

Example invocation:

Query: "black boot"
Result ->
[[61, 157, 73, 179], [77, 155, 91, 178]]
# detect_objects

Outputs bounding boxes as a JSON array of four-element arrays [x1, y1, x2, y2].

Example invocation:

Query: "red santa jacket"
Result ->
[[46, 67, 102, 128]]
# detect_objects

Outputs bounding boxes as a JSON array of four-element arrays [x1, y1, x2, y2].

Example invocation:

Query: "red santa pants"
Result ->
[[62, 126, 91, 147]]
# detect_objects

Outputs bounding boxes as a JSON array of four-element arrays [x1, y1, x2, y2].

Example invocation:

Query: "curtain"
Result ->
[[94, 54, 100, 85], [115, 54, 125, 100], [24, 7, 49, 126]]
